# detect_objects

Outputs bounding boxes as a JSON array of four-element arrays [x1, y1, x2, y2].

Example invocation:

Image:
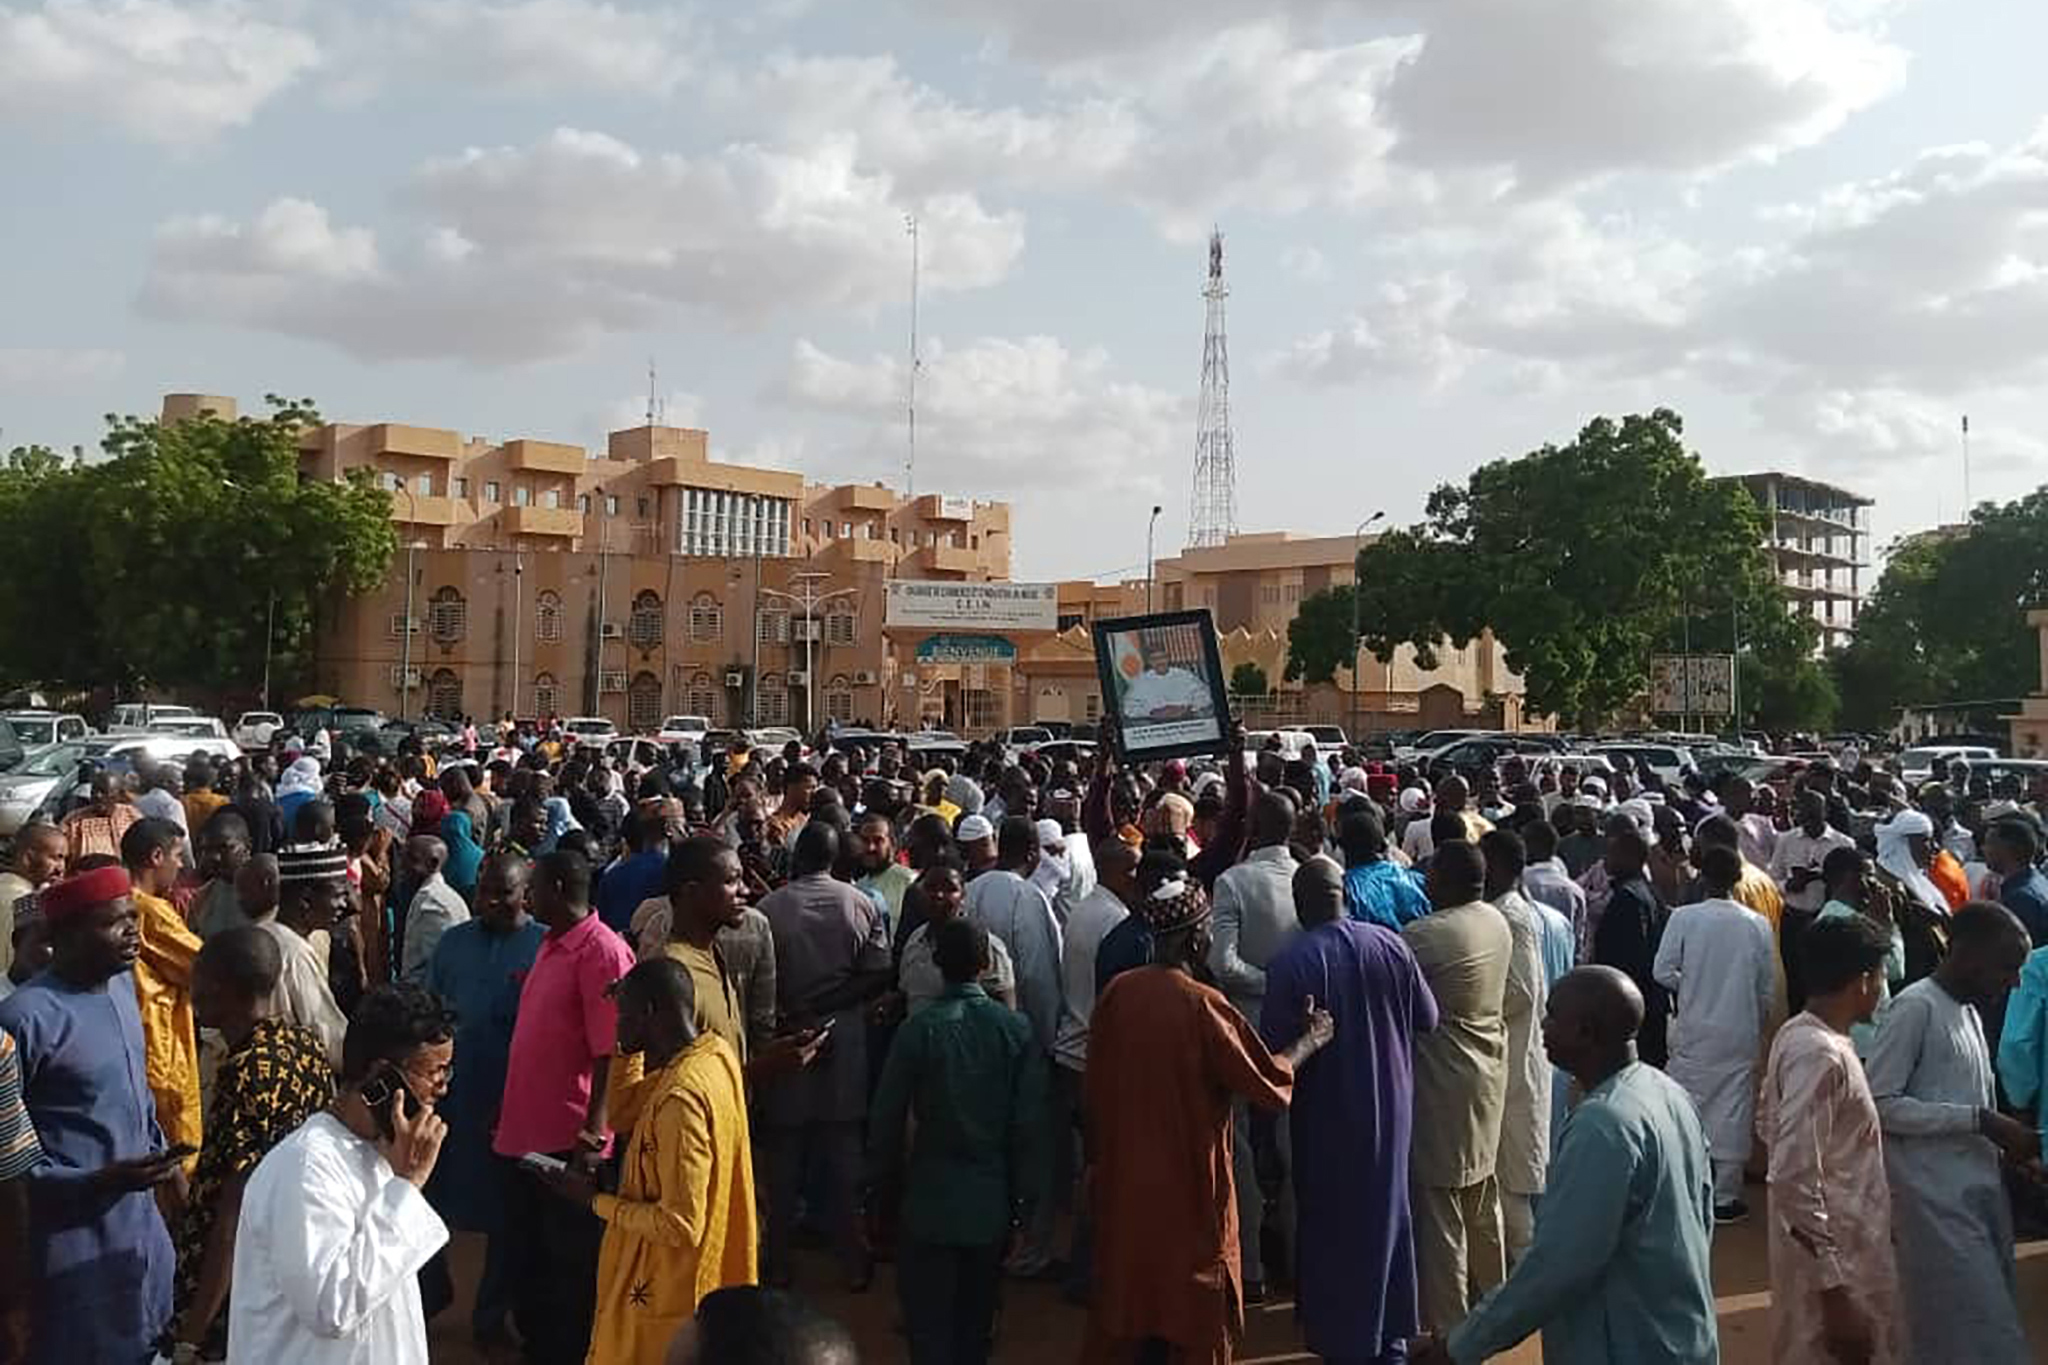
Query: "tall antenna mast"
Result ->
[[905, 214, 921, 498], [1189, 227, 1239, 548], [1961, 413, 1973, 517], [646, 357, 661, 426]]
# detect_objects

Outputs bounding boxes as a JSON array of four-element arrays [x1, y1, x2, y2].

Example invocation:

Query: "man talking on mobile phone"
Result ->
[[224, 981, 455, 1364]]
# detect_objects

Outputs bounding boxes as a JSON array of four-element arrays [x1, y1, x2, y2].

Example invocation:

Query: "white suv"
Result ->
[[233, 711, 284, 748], [656, 715, 711, 744], [562, 716, 619, 748]]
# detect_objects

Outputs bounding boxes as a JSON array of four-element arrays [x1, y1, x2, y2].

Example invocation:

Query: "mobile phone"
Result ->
[[358, 1067, 422, 1140], [159, 1142, 199, 1161], [812, 1015, 838, 1037], [518, 1152, 568, 1176]]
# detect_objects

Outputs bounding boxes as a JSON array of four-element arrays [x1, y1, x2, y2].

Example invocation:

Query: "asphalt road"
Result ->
[[429, 1178, 2048, 1362]]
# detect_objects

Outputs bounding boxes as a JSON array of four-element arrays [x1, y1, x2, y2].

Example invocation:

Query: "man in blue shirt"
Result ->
[[1988, 819, 2048, 946], [1417, 964, 1718, 1365], [594, 807, 670, 934]]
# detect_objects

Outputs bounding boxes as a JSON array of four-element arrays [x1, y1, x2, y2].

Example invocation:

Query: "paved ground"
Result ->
[[430, 1180, 2048, 1362]]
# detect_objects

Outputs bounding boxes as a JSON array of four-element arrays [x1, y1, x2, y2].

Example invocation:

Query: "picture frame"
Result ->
[[1090, 608, 1234, 763]]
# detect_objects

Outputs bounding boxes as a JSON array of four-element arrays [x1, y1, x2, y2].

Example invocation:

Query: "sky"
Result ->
[[4, 0, 2047, 583]]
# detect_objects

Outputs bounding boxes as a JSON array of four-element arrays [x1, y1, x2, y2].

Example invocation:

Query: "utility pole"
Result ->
[[1350, 510, 1385, 742], [509, 550, 523, 720], [397, 482, 418, 722], [591, 515, 612, 715], [1146, 506, 1163, 612], [905, 214, 921, 499]]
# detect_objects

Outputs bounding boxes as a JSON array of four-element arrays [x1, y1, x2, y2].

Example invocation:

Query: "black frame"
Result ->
[[1090, 608, 1234, 763]]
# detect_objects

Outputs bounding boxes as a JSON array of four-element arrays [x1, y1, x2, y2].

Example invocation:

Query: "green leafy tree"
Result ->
[[1288, 410, 1816, 727], [1229, 661, 1269, 697], [1830, 489, 2048, 730], [0, 397, 396, 701]]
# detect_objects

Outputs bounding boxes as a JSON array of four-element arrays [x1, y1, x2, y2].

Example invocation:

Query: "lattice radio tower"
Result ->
[[1189, 228, 1238, 548]]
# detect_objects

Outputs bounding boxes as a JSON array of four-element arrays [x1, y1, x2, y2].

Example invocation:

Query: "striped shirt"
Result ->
[[0, 1028, 41, 1179]]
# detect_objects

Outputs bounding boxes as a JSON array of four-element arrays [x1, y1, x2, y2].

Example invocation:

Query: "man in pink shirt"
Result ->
[[494, 849, 635, 1364]]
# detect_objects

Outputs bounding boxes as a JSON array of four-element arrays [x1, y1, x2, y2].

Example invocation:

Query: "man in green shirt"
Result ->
[[866, 918, 1049, 1365]]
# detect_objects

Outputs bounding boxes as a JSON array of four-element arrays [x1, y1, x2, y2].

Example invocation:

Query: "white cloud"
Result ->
[[1383, 0, 1905, 190], [1279, 245, 1331, 283], [0, 0, 319, 145], [0, 347, 125, 388], [779, 335, 1185, 498], [711, 53, 1140, 197], [137, 129, 1025, 362], [367, 0, 698, 96], [1271, 276, 1470, 387]]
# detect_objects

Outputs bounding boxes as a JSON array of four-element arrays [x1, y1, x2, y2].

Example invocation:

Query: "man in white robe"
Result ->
[[1865, 902, 2037, 1364], [229, 982, 453, 1365], [1118, 651, 1212, 722], [1651, 845, 1776, 1221]]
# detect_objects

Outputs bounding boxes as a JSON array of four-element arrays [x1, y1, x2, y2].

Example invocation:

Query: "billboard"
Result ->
[[885, 580, 1057, 632], [1650, 654, 1735, 716]]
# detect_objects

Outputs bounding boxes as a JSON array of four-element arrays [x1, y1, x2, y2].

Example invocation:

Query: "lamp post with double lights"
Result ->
[[759, 571, 859, 738], [1350, 510, 1386, 744]]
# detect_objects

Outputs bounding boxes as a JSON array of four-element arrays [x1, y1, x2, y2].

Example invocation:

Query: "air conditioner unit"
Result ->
[[724, 671, 745, 688], [599, 622, 624, 639], [788, 670, 810, 687], [851, 670, 878, 686], [389, 665, 422, 688], [600, 671, 628, 693], [388, 614, 419, 636]]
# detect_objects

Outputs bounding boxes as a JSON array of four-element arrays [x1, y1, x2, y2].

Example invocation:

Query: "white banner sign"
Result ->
[[1650, 654, 1735, 716], [935, 495, 974, 521], [885, 580, 1057, 632]]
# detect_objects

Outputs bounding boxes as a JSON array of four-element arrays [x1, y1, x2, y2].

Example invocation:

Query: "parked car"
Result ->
[[1, 711, 90, 748], [1302, 724, 1349, 750], [1036, 720, 1074, 740], [562, 716, 619, 748], [107, 703, 196, 733], [1898, 744, 2000, 786], [1393, 729, 1498, 762], [232, 711, 284, 748], [747, 727, 807, 757], [1969, 757, 2048, 794], [606, 737, 670, 770], [148, 716, 231, 740], [655, 715, 712, 745], [1244, 729, 1317, 761], [992, 726, 1055, 760], [0, 739, 92, 836], [1425, 735, 1560, 784], [1588, 742, 1697, 784]]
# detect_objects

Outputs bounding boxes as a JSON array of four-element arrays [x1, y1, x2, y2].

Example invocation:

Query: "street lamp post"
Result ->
[[1350, 510, 1386, 743], [397, 482, 419, 722], [759, 571, 859, 737], [1146, 505, 1163, 612]]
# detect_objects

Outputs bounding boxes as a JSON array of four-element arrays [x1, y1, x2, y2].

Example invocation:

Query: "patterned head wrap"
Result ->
[[1138, 874, 1211, 934]]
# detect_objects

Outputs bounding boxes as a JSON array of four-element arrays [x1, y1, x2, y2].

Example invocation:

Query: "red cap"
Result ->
[[40, 866, 133, 920]]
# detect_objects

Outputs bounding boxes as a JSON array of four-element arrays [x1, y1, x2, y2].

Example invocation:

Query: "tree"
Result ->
[[1229, 661, 1269, 697], [1830, 489, 2048, 730], [0, 397, 397, 701], [1288, 409, 1817, 727]]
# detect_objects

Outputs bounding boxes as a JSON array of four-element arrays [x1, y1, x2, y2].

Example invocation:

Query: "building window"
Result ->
[[756, 607, 790, 643], [1084, 693, 1100, 722], [380, 471, 401, 492], [824, 675, 854, 723], [824, 520, 836, 539], [678, 488, 791, 558], [963, 687, 998, 731], [535, 590, 562, 642], [629, 590, 664, 650], [687, 672, 720, 723], [1057, 612, 1084, 632], [428, 587, 466, 643], [532, 671, 558, 718], [688, 593, 722, 642], [637, 496, 650, 518], [822, 609, 857, 647], [606, 495, 620, 516], [578, 494, 591, 513], [414, 473, 431, 495], [513, 486, 531, 507], [542, 489, 560, 509], [454, 477, 470, 498], [842, 522, 852, 538], [628, 671, 662, 733], [485, 481, 501, 503], [426, 668, 462, 720], [803, 518, 812, 536], [756, 673, 789, 726]]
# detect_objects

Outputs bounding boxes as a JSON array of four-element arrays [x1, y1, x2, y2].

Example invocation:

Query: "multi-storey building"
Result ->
[[1021, 531, 1531, 733], [161, 395, 1019, 732], [1724, 472, 1870, 652]]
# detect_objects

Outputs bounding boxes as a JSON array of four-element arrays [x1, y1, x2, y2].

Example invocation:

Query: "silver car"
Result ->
[[0, 740, 92, 836]]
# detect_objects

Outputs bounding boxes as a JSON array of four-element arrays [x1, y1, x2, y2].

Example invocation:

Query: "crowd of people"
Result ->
[[0, 712, 2045, 1364]]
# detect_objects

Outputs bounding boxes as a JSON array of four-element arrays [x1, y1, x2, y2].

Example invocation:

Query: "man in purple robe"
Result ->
[[1261, 854, 1439, 1364]]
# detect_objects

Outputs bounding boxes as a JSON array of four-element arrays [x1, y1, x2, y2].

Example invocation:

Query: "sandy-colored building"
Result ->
[[2007, 608, 2048, 759], [163, 395, 1027, 732], [1019, 531, 1532, 734]]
